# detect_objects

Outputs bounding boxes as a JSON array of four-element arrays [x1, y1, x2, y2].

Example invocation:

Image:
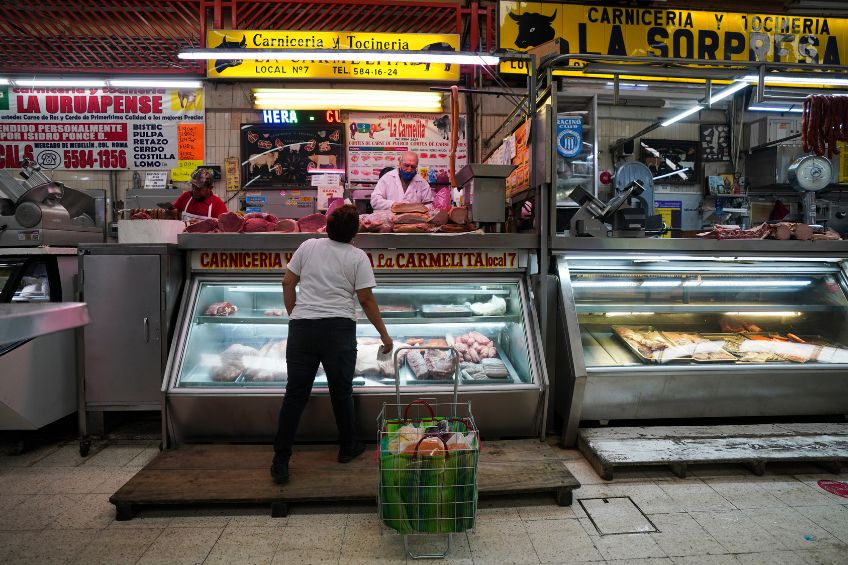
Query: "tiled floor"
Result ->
[[0, 437, 846, 564]]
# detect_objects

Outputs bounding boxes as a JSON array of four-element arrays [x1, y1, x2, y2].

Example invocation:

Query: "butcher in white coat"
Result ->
[[370, 151, 433, 210]]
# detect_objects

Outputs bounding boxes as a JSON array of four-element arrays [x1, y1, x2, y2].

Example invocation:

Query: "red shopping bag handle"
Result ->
[[402, 399, 436, 421], [410, 432, 450, 461]]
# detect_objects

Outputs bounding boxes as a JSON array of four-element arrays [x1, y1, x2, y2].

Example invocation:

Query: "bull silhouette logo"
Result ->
[[420, 42, 454, 71], [508, 10, 557, 48], [214, 35, 247, 74]]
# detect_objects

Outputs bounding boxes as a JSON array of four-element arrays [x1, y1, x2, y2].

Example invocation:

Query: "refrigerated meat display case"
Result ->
[[554, 238, 848, 445], [0, 247, 81, 431], [164, 233, 547, 446]]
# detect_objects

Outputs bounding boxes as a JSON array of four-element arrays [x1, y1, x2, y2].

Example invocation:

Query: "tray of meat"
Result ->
[[421, 304, 472, 317], [612, 326, 674, 363], [398, 346, 459, 384], [459, 355, 517, 384], [203, 301, 238, 317], [702, 333, 839, 363], [661, 331, 738, 363]]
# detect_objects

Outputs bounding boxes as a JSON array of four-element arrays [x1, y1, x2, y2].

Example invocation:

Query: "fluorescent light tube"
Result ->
[[641, 280, 682, 287], [109, 79, 202, 88], [661, 105, 703, 127], [743, 74, 848, 86], [571, 281, 639, 288], [724, 311, 801, 317], [253, 88, 442, 112], [605, 312, 656, 316], [0, 78, 8, 85], [699, 280, 811, 287], [179, 49, 499, 66], [747, 105, 803, 113], [14, 78, 107, 87], [682, 281, 702, 287], [709, 81, 748, 104]]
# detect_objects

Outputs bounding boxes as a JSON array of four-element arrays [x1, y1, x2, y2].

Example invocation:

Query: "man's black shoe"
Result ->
[[270, 457, 289, 484], [338, 441, 366, 463]]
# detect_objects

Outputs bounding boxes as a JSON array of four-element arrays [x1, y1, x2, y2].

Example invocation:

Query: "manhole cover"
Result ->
[[579, 496, 658, 535], [818, 480, 848, 498]]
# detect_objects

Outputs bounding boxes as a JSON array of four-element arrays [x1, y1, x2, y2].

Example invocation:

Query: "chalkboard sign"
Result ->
[[240, 123, 345, 189]]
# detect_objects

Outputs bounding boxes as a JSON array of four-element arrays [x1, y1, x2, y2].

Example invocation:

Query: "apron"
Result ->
[[181, 202, 214, 221]]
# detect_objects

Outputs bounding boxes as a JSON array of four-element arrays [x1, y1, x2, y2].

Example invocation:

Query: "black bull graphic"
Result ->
[[214, 35, 247, 74], [509, 10, 557, 49]]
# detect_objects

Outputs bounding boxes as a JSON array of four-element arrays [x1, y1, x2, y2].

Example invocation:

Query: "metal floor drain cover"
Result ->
[[579, 496, 658, 535]]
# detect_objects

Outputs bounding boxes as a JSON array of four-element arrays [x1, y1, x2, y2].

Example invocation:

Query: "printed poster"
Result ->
[[556, 116, 583, 158], [0, 87, 205, 172], [347, 112, 468, 185]]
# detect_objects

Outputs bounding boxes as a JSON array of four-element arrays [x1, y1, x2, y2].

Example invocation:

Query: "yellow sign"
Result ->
[[206, 30, 459, 81], [171, 160, 203, 182], [499, 2, 848, 79], [225, 156, 240, 192]]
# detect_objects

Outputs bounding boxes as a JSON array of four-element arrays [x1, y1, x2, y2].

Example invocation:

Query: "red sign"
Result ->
[[817, 480, 848, 498]]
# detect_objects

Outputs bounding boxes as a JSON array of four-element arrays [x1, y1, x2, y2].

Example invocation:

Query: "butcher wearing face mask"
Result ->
[[369, 151, 433, 211], [172, 168, 228, 221]]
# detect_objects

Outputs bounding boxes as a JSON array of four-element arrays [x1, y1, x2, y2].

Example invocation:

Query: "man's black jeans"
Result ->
[[274, 317, 357, 459]]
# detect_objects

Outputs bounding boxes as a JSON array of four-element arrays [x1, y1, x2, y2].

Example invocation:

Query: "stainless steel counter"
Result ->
[[0, 302, 89, 345], [178, 232, 539, 250], [551, 237, 848, 256]]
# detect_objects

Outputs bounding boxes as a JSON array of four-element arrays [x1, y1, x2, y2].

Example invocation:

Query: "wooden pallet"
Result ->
[[110, 439, 579, 520], [578, 424, 848, 481]]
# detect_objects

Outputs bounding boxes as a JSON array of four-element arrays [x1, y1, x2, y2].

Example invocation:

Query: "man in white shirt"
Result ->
[[271, 205, 393, 484], [370, 151, 433, 210]]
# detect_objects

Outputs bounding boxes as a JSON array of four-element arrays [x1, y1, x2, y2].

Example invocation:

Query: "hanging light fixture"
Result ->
[[252, 88, 443, 112], [179, 49, 499, 66], [7, 77, 203, 88]]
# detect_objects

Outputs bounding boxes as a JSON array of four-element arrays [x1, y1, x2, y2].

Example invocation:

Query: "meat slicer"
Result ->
[[567, 180, 655, 237], [0, 159, 104, 246]]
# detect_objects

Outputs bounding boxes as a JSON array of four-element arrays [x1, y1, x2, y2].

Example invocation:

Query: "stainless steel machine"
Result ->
[[0, 160, 105, 246], [566, 181, 651, 237]]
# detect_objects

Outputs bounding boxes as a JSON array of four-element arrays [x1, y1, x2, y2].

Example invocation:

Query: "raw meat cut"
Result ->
[[219, 343, 259, 371], [424, 350, 455, 379], [451, 331, 497, 363], [211, 365, 241, 382], [218, 212, 244, 232], [243, 218, 274, 232], [244, 212, 278, 223], [203, 301, 238, 316], [359, 211, 392, 233], [393, 212, 430, 224], [264, 309, 285, 317], [393, 223, 431, 233], [273, 219, 299, 232], [428, 209, 449, 226], [131, 211, 152, 220], [243, 339, 287, 382], [184, 218, 219, 233], [405, 350, 429, 379], [297, 213, 327, 233], [448, 206, 468, 224], [391, 203, 429, 214], [438, 223, 475, 233]]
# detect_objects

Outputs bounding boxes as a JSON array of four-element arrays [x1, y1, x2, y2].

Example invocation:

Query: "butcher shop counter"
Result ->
[[552, 238, 848, 445], [163, 233, 547, 446]]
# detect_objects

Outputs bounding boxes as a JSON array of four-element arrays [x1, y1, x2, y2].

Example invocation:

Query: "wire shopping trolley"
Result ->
[[377, 346, 480, 559]]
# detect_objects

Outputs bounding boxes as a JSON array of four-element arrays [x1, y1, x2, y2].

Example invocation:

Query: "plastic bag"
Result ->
[[433, 186, 452, 211]]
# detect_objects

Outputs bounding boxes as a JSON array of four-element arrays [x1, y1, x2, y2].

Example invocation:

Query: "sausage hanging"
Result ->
[[802, 94, 848, 158]]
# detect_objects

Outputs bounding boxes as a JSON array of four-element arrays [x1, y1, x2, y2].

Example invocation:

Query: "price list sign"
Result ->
[[0, 87, 205, 171]]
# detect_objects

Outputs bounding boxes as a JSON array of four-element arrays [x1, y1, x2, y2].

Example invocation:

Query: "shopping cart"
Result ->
[[377, 346, 480, 559]]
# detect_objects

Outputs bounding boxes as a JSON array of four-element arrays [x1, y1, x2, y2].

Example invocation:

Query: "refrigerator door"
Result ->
[[83, 254, 162, 405]]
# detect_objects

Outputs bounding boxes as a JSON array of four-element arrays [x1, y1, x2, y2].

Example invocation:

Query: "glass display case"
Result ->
[[554, 243, 848, 445], [175, 279, 534, 389]]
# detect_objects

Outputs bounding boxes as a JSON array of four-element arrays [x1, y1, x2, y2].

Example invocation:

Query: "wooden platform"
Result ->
[[110, 440, 579, 520], [579, 423, 848, 480]]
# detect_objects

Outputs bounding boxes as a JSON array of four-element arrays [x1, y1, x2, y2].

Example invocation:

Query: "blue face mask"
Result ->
[[398, 169, 416, 182]]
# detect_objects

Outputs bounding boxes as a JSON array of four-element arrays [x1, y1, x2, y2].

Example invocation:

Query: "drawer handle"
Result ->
[[143, 317, 150, 343]]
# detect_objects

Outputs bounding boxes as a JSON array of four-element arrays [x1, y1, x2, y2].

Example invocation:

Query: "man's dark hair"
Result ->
[[326, 204, 359, 243]]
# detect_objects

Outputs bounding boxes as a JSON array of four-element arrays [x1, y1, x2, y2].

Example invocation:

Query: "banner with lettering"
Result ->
[[499, 2, 848, 76], [347, 112, 468, 185], [0, 87, 205, 174], [191, 249, 527, 272]]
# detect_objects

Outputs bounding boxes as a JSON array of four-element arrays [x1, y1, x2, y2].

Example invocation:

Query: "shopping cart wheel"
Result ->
[[79, 438, 91, 457], [404, 534, 451, 559]]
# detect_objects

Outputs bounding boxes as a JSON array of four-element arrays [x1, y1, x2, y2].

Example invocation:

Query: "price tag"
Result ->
[[317, 185, 343, 210], [144, 171, 168, 190]]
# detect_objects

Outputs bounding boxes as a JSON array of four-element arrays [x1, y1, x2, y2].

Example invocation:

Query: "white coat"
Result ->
[[370, 169, 433, 211]]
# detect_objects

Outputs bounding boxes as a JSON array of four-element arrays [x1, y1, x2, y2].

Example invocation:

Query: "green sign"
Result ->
[[0, 87, 8, 111]]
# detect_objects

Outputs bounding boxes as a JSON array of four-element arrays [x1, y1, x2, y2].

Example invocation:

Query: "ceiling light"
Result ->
[[709, 81, 749, 104], [571, 281, 639, 288], [747, 105, 803, 113], [0, 78, 9, 85], [252, 88, 442, 112], [699, 279, 811, 287], [743, 74, 848, 86], [180, 49, 499, 66], [108, 79, 202, 88], [661, 105, 703, 127], [14, 78, 107, 87]]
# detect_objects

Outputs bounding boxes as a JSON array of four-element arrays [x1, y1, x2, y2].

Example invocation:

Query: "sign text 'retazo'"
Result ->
[[192, 249, 526, 272], [499, 1, 847, 73]]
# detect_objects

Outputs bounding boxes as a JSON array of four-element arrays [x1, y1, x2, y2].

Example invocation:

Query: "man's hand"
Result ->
[[380, 336, 394, 355]]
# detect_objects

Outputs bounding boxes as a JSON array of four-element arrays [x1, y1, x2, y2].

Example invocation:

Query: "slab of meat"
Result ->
[[219, 343, 259, 371], [697, 223, 771, 240], [452, 331, 496, 363], [204, 301, 238, 316], [184, 218, 219, 233], [424, 349, 455, 380], [244, 212, 278, 223], [297, 213, 327, 233], [391, 202, 428, 214], [131, 211, 152, 220], [218, 212, 244, 232], [393, 212, 430, 224], [428, 209, 449, 226], [448, 206, 468, 224], [438, 223, 475, 233], [405, 349, 429, 379], [243, 218, 274, 232], [393, 223, 431, 233], [264, 308, 285, 317], [273, 219, 299, 232], [243, 339, 287, 382], [211, 365, 241, 382]]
